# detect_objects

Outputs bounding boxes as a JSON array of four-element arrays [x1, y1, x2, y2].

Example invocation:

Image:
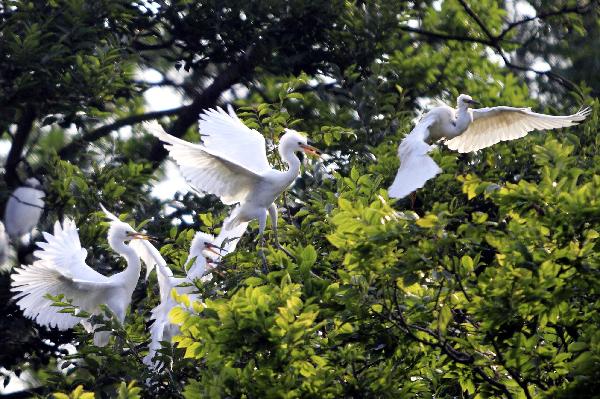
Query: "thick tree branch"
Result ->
[[147, 46, 258, 166], [4, 105, 35, 188], [57, 107, 185, 162]]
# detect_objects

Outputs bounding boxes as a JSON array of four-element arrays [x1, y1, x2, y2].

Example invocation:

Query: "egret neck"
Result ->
[[109, 233, 141, 289], [451, 100, 473, 138], [278, 139, 302, 188]]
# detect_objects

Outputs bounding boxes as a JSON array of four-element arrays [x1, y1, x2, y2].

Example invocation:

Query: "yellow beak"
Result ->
[[204, 242, 224, 256], [299, 143, 321, 158], [130, 232, 156, 242]]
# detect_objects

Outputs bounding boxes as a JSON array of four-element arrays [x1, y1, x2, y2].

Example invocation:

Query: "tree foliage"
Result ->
[[0, 1, 598, 398]]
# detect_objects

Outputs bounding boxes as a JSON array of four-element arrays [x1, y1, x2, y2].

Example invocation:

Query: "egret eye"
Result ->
[[297, 141, 302, 145]]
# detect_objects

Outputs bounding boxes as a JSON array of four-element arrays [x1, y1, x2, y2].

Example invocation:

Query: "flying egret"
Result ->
[[388, 94, 592, 199], [10, 206, 152, 346], [147, 106, 321, 269], [4, 178, 45, 239], [135, 221, 247, 368]]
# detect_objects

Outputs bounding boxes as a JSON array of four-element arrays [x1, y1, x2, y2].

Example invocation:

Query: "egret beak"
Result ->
[[204, 242, 224, 256], [299, 143, 322, 158], [130, 232, 157, 242], [466, 99, 480, 105]]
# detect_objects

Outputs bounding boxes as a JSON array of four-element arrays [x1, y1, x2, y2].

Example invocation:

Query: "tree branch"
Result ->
[[4, 105, 35, 188], [399, 25, 495, 45], [57, 107, 184, 162], [497, 4, 592, 41], [147, 45, 258, 166], [492, 339, 534, 399], [456, 0, 582, 94]]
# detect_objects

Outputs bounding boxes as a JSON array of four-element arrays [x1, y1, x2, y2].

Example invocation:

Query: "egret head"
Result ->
[[100, 205, 150, 248], [279, 129, 321, 158], [457, 94, 480, 108], [190, 232, 222, 260], [108, 222, 149, 244]]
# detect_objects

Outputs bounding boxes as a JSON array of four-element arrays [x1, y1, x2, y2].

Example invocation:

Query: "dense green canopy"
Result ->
[[0, 1, 598, 398]]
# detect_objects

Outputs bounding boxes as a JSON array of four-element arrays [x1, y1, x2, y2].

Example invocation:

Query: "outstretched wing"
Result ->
[[199, 106, 271, 174], [33, 219, 108, 283], [11, 219, 112, 329], [446, 106, 591, 153], [388, 117, 442, 199], [147, 121, 264, 205]]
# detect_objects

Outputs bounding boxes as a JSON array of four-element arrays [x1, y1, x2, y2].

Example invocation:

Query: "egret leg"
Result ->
[[268, 204, 280, 247], [257, 210, 268, 273], [268, 204, 293, 258]]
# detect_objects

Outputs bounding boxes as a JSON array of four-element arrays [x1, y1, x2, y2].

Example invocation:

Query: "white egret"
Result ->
[[4, 178, 45, 239], [388, 94, 592, 199], [135, 221, 247, 367], [10, 206, 151, 346], [147, 106, 320, 269]]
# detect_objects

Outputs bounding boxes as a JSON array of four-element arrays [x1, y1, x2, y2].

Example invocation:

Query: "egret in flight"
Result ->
[[388, 94, 592, 199], [4, 178, 45, 239], [148, 106, 320, 269], [11, 206, 152, 346], [134, 223, 246, 367]]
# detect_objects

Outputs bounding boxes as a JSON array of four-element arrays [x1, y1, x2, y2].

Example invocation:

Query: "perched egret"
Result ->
[[10, 206, 152, 346], [148, 106, 320, 269], [135, 221, 247, 367], [0, 222, 8, 267], [4, 178, 45, 239], [388, 94, 592, 199]]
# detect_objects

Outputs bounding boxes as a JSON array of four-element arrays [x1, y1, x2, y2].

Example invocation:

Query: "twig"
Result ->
[[5, 105, 35, 188]]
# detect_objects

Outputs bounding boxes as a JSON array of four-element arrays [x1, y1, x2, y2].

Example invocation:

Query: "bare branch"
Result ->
[[399, 25, 495, 45], [147, 45, 258, 166], [498, 4, 592, 40], [4, 105, 35, 188], [457, 0, 583, 94], [57, 107, 185, 162]]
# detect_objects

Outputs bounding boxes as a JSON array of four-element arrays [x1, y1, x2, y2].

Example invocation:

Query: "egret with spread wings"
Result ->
[[11, 206, 151, 346], [148, 106, 320, 269], [388, 94, 592, 199]]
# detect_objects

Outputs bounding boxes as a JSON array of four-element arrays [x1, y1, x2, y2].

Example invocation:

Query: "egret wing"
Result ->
[[148, 122, 263, 205], [33, 219, 108, 283], [11, 219, 112, 329], [446, 106, 591, 153], [199, 106, 271, 174], [388, 117, 442, 199]]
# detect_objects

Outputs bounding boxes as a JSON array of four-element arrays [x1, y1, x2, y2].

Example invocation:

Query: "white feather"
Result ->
[[446, 106, 592, 153], [11, 213, 145, 346], [146, 120, 264, 205], [388, 115, 442, 199], [388, 95, 591, 198], [199, 106, 271, 174]]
